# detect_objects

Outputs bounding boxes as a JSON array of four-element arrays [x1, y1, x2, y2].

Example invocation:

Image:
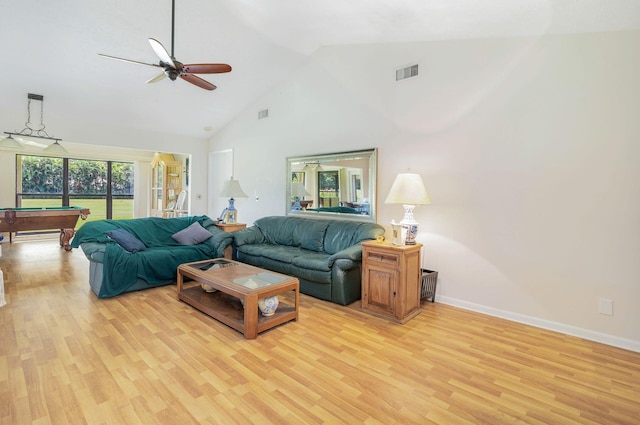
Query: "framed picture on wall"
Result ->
[[292, 171, 305, 184]]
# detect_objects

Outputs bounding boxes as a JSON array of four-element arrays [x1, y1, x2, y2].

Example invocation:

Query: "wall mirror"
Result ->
[[286, 148, 377, 222]]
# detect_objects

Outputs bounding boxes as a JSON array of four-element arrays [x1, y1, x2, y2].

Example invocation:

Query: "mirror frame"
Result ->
[[286, 148, 377, 222]]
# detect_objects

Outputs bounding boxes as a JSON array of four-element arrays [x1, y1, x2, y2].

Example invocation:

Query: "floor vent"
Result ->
[[396, 64, 419, 81], [258, 109, 269, 119]]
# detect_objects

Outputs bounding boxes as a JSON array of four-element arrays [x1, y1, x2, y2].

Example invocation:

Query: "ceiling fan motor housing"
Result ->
[[165, 67, 180, 81]]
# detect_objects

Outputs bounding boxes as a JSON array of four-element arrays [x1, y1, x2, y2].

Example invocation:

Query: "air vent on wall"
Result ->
[[396, 64, 419, 81], [258, 109, 269, 119]]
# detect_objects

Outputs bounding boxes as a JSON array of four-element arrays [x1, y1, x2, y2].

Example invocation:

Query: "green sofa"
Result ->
[[71, 216, 233, 298], [232, 216, 385, 305]]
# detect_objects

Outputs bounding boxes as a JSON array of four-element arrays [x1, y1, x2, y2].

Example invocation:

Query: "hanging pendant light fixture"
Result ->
[[42, 141, 68, 154], [3, 93, 67, 154], [0, 134, 24, 149]]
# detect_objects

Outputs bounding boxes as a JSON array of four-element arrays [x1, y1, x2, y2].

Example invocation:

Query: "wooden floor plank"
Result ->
[[1, 238, 639, 424]]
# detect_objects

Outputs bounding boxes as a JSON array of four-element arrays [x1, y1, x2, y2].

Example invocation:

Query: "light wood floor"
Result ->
[[1, 237, 639, 424]]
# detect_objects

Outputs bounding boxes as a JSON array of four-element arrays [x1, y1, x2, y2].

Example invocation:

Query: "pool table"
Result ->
[[0, 206, 91, 251]]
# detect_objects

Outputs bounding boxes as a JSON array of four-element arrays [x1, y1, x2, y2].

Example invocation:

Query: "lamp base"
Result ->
[[400, 204, 418, 245], [292, 197, 302, 211], [401, 223, 418, 245], [220, 198, 238, 224]]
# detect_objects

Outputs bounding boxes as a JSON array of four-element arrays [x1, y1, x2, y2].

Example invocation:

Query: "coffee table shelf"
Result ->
[[179, 286, 297, 333], [177, 259, 299, 339]]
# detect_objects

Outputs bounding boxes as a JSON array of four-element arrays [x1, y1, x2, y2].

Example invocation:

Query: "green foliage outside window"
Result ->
[[20, 156, 133, 195], [21, 156, 64, 193], [110, 162, 134, 195], [319, 171, 339, 198]]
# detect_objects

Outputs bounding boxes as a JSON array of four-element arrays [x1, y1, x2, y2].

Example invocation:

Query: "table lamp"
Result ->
[[384, 173, 431, 245], [220, 177, 248, 223], [291, 182, 311, 210]]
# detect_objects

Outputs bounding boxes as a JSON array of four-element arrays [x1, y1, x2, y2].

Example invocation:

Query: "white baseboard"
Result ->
[[436, 296, 640, 353]]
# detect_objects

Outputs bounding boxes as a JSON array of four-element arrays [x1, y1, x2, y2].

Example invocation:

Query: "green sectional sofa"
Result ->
[[71, 216, 233, 298], [232, 216, 385, 305]]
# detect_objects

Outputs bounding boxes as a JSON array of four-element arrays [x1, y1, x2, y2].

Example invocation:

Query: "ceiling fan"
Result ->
[[99, 0, 231, 91]]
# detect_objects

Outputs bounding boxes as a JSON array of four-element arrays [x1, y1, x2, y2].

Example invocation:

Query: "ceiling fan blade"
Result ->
[[149, 38, 176, 68], [180, 74, 216, 91], [146, 72, 167, 84], [181, 63, 232, 74], [98, 53, 162, 68]]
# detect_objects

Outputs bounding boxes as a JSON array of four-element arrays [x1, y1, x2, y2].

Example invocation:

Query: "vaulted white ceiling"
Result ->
[[1, 0, 639, 143]]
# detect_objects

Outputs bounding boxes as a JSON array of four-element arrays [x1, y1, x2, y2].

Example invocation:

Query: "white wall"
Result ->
[[209, 30, 640, 350]]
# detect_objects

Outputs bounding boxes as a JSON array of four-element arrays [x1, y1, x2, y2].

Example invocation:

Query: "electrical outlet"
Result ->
[[599, 298, 613, 316]]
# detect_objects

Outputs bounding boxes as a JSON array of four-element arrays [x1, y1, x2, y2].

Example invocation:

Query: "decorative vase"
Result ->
[[201, 283, 217, 293], [258, 296, 279, 316]]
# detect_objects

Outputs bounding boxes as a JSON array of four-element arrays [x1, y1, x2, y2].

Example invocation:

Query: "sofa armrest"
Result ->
[[329, 244, 362, 265], [232, 227, 266, 246], [79, 242, 107, 263], [203, 230, 234, 258]]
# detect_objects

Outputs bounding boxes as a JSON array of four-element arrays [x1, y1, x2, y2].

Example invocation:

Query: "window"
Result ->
[[110, 161, 134, 220], [16, 154, 134, 223], [318, 171, 339, 207]]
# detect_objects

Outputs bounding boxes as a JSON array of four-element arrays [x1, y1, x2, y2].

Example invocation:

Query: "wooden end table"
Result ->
[[177, 259, 299, 339], [361, 241, 423, 323]]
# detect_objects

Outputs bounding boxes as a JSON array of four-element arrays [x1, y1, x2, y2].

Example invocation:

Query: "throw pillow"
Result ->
[[172, 222, 213, 245], [105, 229, 146, 253]]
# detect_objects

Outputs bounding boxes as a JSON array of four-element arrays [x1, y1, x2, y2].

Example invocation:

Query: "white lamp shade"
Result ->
[[0, 135, 24, 149], [220, 177, 248, 198], [291, 182, 311, 197], [42, 141, 68, 154], [384, 173, 431, 205]]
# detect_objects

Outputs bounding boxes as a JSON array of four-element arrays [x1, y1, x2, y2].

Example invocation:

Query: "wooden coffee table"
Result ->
[[177, 259, 299, 339]]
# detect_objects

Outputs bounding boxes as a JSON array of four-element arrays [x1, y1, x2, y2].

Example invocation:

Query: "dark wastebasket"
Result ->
[[420, 269, 438, 302]]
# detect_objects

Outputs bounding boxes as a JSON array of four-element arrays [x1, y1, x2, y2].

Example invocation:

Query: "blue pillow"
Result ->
[[172, 221, 213, 245], [105, 229, 146, 253]]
